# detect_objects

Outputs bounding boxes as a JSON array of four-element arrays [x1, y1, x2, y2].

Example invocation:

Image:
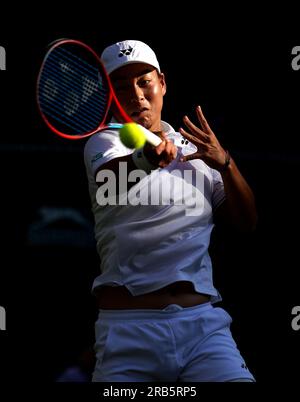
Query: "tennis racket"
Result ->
[[36, 38, 162, 145]]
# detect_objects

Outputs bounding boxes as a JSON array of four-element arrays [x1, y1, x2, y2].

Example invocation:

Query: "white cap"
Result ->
[[101, 40, 160, 75]]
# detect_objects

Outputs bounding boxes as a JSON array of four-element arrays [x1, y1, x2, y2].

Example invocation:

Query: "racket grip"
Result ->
[[139, 126, 162, 147]]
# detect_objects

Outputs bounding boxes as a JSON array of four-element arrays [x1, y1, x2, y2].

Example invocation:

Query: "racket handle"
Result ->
[[139, 126, 162, 147]]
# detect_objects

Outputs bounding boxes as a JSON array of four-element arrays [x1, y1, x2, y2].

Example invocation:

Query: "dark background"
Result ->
[[0, 5, 299, 386]]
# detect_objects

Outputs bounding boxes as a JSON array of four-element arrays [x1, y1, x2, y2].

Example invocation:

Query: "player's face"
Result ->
[[110, 63, 166, 132]]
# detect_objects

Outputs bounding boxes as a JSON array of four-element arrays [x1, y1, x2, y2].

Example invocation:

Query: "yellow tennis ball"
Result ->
[[119, 123, 146, 149]]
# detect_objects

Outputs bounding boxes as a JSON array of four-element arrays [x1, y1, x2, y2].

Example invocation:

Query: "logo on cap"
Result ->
[[118, 47, 133, 57]]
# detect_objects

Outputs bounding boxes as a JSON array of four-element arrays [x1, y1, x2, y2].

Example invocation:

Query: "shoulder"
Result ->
[[84, 128, 132, 176], [84, 128, 128, 158], [84, 129, 119, 150]]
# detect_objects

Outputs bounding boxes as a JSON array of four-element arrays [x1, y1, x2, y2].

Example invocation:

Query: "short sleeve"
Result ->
[[211, 168, 226, 210], [84, 129, 132, 177]]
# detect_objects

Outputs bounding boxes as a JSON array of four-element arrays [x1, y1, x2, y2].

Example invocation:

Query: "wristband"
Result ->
[[132, 147, 158, 174]]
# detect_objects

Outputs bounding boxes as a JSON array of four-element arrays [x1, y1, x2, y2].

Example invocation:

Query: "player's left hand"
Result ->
[[179, 105, 228, 171]]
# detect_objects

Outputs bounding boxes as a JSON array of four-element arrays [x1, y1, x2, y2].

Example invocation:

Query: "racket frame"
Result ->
[[37, 39, 132, 140]]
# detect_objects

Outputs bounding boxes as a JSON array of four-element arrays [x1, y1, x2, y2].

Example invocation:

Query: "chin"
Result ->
[[135, 117, 152, 130]]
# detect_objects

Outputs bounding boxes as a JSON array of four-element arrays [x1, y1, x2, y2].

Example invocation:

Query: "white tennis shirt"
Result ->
[[84, 121, 225, 302]]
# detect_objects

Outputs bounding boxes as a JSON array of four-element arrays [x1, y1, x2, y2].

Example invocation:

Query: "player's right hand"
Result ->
[[143, 132, 177, 168]]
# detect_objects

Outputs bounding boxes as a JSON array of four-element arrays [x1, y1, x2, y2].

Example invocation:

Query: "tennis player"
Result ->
[[84, 40, 257, 382]]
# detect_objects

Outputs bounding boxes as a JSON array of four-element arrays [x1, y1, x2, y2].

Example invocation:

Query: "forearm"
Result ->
[[220, 157, 257, 232]]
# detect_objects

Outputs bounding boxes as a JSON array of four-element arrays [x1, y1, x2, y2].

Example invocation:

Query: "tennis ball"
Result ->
[[119, 123, 146, 149]]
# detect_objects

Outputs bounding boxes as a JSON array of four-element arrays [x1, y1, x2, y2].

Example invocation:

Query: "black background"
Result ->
[[0, 4, 299, 389]]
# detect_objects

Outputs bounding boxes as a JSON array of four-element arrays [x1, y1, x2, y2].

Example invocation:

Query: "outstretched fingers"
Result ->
[[182, 115, 210, 143], [196, 105, 213, 134]]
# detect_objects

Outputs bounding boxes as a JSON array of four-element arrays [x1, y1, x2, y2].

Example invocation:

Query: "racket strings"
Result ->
[[52, 46, 109, 110], [39, 79, 100, 134], [39, 75, 103, 133], [40, 49, 107, 124], [46, 49, 107, 107], [39, 67, 104, 129], [38, 45, 109, 135]]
